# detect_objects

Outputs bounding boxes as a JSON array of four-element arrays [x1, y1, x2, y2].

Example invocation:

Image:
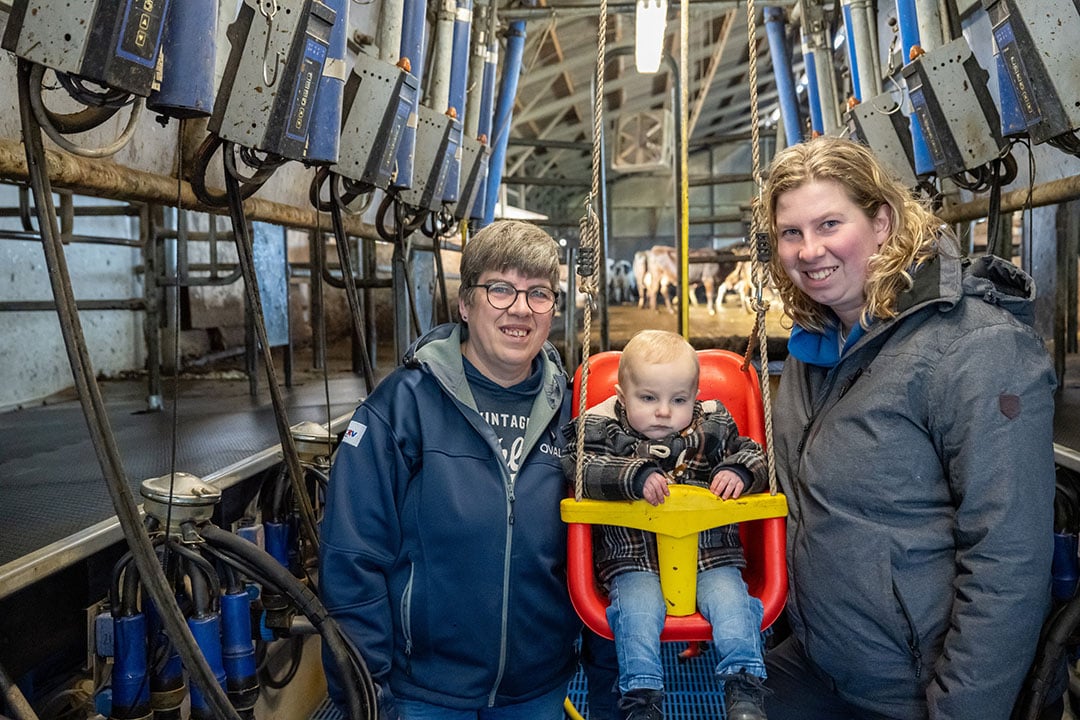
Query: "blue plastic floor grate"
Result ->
[[311, 641, 727, 719], [566, 641, 727, 718]]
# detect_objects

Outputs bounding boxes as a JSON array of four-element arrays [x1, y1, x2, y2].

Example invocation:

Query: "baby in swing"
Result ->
[[562, 329, 770, 720]]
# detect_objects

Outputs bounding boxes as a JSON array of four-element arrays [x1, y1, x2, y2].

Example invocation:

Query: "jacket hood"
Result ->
[[403, 322, 566, 414], [788, 242, 1039, 366], [962, 254, 1038, 327], [895, 240, 1037, 329]]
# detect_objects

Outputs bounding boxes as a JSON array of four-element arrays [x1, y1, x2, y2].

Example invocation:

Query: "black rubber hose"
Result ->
[[189, 134, 268, 208], [375, 193, 398, 242], [168, 540, 221, 616], [16, 57, 241, 720], [310, 167, 333, 212], [198, 524, 377, 719], [110, 550, 138, 616], [28, 63, 122, 133], [1014, 593, 1080, 719], [223, 161, 321, 553], [259, 636, 305, 689], [330, 179, 377, 393]]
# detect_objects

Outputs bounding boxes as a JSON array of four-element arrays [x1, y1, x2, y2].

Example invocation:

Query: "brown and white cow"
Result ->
[[634, 246, 677, 312], [717, 260, 782, 314], [633, 246, 738, 315]]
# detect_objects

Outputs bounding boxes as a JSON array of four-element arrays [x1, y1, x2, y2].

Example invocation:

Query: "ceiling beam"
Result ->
[[514, 38, 769, 126], [688, 9, 736, 136]]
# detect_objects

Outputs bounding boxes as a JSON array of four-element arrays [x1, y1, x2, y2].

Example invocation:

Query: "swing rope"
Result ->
[[740, 0, 780, 497], [573, 0, 780, 500], [572, 0, 608, 502]]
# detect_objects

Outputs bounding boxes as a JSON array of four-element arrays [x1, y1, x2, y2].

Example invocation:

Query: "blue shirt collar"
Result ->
[[787, 322, 866, 368]]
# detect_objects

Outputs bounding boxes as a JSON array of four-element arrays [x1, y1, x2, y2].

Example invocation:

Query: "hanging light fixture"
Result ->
[[635, 0, 667, 74]]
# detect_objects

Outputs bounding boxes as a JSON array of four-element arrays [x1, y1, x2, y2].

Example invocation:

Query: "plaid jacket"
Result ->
[[561, 397, 767, 586]]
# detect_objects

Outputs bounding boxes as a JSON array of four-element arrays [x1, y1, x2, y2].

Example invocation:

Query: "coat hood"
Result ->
[[791, 242, 1041, 368], [402, 322, 566, 415], [895, 241, 1038, 329]]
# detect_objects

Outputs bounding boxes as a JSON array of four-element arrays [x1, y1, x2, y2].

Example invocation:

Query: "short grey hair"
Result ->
[[459, 220, 561, 306]]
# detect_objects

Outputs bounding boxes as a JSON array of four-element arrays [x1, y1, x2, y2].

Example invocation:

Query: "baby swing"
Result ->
[[561, 0, 787, 643]]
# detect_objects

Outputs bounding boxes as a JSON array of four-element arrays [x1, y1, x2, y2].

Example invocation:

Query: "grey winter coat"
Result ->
[[773, 247, 1057, 720]]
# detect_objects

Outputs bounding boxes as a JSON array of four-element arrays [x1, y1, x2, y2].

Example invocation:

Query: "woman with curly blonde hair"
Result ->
[[763, 136, 943, 335], [760, 137, 1058, 720]]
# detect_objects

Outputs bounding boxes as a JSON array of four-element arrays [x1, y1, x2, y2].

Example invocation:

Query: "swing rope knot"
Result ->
[[577, 201, 600, 296], [577, 245, 597, 280]]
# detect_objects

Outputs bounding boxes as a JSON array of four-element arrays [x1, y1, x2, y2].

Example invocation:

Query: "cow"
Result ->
[[634, 246, 740, 315], [687, 249, 736, 315], [717, 260, 782, 314], [717, 261, 755, 313], [635, 246, 677, 312], [632, 251, 650, 308], [607, 258, 636, 304]]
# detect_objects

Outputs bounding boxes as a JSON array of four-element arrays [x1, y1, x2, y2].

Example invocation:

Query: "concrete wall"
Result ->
[[0, 185, 144, 409]]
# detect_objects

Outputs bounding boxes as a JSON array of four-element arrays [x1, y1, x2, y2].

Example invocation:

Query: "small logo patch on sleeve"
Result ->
[[999, 393, 1021, 420], [342, 420, 367, 446]]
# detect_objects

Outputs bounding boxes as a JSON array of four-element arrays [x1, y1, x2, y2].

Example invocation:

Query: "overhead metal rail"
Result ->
[[0, 138, 380, 240]]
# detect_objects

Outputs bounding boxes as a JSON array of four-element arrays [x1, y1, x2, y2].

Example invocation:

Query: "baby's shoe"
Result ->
[[617, 688, 664, 720], [723, 671, 768, 720]]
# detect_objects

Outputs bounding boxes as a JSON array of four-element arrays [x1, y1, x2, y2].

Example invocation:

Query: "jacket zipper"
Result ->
[[401, 562, 415, 676], [489, 469, 515, 706], [790, 362, 850, 651], [892, 582, 923, 679], [796, 365, 864, 454]]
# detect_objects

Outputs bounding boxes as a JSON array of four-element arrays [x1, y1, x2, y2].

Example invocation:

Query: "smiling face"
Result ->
[[459, 268, 555, 387], [616, 354, 698, 440], [774, 179, 892, 331]]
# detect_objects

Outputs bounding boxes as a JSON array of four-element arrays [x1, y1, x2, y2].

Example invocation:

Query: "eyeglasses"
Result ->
[[467, 282, 558, 313]]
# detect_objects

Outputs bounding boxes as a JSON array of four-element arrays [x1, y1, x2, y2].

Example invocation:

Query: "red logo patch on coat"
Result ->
[[999, 394, 1021, 419]]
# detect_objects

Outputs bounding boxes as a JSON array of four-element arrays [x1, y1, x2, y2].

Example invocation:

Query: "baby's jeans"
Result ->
[[606, 567, 766, 694]]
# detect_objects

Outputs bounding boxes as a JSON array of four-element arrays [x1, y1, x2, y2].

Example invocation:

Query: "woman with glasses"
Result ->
[[320, 220, 584, 719]]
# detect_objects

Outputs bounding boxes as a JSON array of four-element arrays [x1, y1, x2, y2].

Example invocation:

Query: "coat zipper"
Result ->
[[488, 467, 516, 706], [893, 582, 923, 679], [401, 562, 415, 676]]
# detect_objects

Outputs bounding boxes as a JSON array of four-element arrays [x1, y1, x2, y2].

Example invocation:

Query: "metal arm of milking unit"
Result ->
[[15, 57, 243, 720], [0, 657, 39, 720], [221, 143, 322, 555]]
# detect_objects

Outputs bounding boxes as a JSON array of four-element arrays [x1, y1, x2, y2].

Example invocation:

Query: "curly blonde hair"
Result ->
[[762, 137, 950, 332]]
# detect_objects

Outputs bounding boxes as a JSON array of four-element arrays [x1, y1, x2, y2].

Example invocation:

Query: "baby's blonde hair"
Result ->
[[618, 330, 700, 387]]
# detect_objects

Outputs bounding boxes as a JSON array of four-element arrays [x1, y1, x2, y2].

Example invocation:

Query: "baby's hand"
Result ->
[[710, 469, 745, 500], [642, 472, 671, 506]]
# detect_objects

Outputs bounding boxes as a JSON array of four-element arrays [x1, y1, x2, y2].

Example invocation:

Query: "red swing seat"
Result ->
[[562, 349, 788, 641]]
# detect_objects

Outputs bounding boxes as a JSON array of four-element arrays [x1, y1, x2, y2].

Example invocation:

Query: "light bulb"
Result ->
[[635, 0, 667, 74]]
